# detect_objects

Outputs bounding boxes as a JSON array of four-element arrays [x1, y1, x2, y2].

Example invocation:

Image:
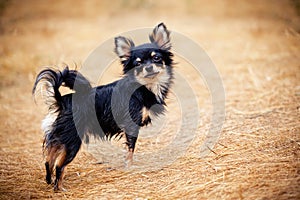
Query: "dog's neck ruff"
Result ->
[[144, 73, 171, 103]]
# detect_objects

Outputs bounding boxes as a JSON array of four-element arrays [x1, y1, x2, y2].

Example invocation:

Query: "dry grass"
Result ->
[[0, 0, 300, 199]]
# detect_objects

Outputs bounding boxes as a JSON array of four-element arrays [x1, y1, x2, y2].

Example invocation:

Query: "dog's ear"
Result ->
[[149, 23, 171, 50], [114, 36, 135, 60]]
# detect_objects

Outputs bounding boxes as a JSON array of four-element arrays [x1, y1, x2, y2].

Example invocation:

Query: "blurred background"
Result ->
[[1, 0, 299, 83]]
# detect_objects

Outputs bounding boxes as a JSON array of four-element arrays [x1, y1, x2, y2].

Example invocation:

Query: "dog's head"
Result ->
[[114, 23, 173, 92]]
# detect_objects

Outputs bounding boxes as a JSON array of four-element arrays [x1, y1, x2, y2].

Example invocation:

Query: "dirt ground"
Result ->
[[0, 0, 299, 199]]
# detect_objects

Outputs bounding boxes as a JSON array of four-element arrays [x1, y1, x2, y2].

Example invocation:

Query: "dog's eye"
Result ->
[[153, 55, 161, 62], [135, 62, 141, 67]]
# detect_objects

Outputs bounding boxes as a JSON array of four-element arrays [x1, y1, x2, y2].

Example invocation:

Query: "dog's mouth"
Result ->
[[144, 72, 159, 78]]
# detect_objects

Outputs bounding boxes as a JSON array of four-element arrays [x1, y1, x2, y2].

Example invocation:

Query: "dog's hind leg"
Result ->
[[45, 145, 62, 184], [45, 162, 52, 184], [53, 142, 81, 191], [53, 147, 67, 191]]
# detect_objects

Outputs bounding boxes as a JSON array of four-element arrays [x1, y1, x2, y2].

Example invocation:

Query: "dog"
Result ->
[[33, 23, 174, 191]]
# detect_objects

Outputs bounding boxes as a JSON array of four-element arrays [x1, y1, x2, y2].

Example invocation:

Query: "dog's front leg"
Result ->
[[125, 133, 137, 167]]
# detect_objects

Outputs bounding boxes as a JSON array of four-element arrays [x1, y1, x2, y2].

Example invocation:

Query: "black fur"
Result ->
[[33, 23, 174, 190]]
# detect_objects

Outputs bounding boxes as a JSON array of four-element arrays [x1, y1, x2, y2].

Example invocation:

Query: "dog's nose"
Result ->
[[145, 65, 153, 72]]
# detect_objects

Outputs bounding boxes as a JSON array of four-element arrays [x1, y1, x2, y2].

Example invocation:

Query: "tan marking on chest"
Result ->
[[142, 107, 150, 122]]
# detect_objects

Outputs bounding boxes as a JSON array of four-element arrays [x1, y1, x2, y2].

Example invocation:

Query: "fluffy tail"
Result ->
[[32, 66, 92, 112]]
